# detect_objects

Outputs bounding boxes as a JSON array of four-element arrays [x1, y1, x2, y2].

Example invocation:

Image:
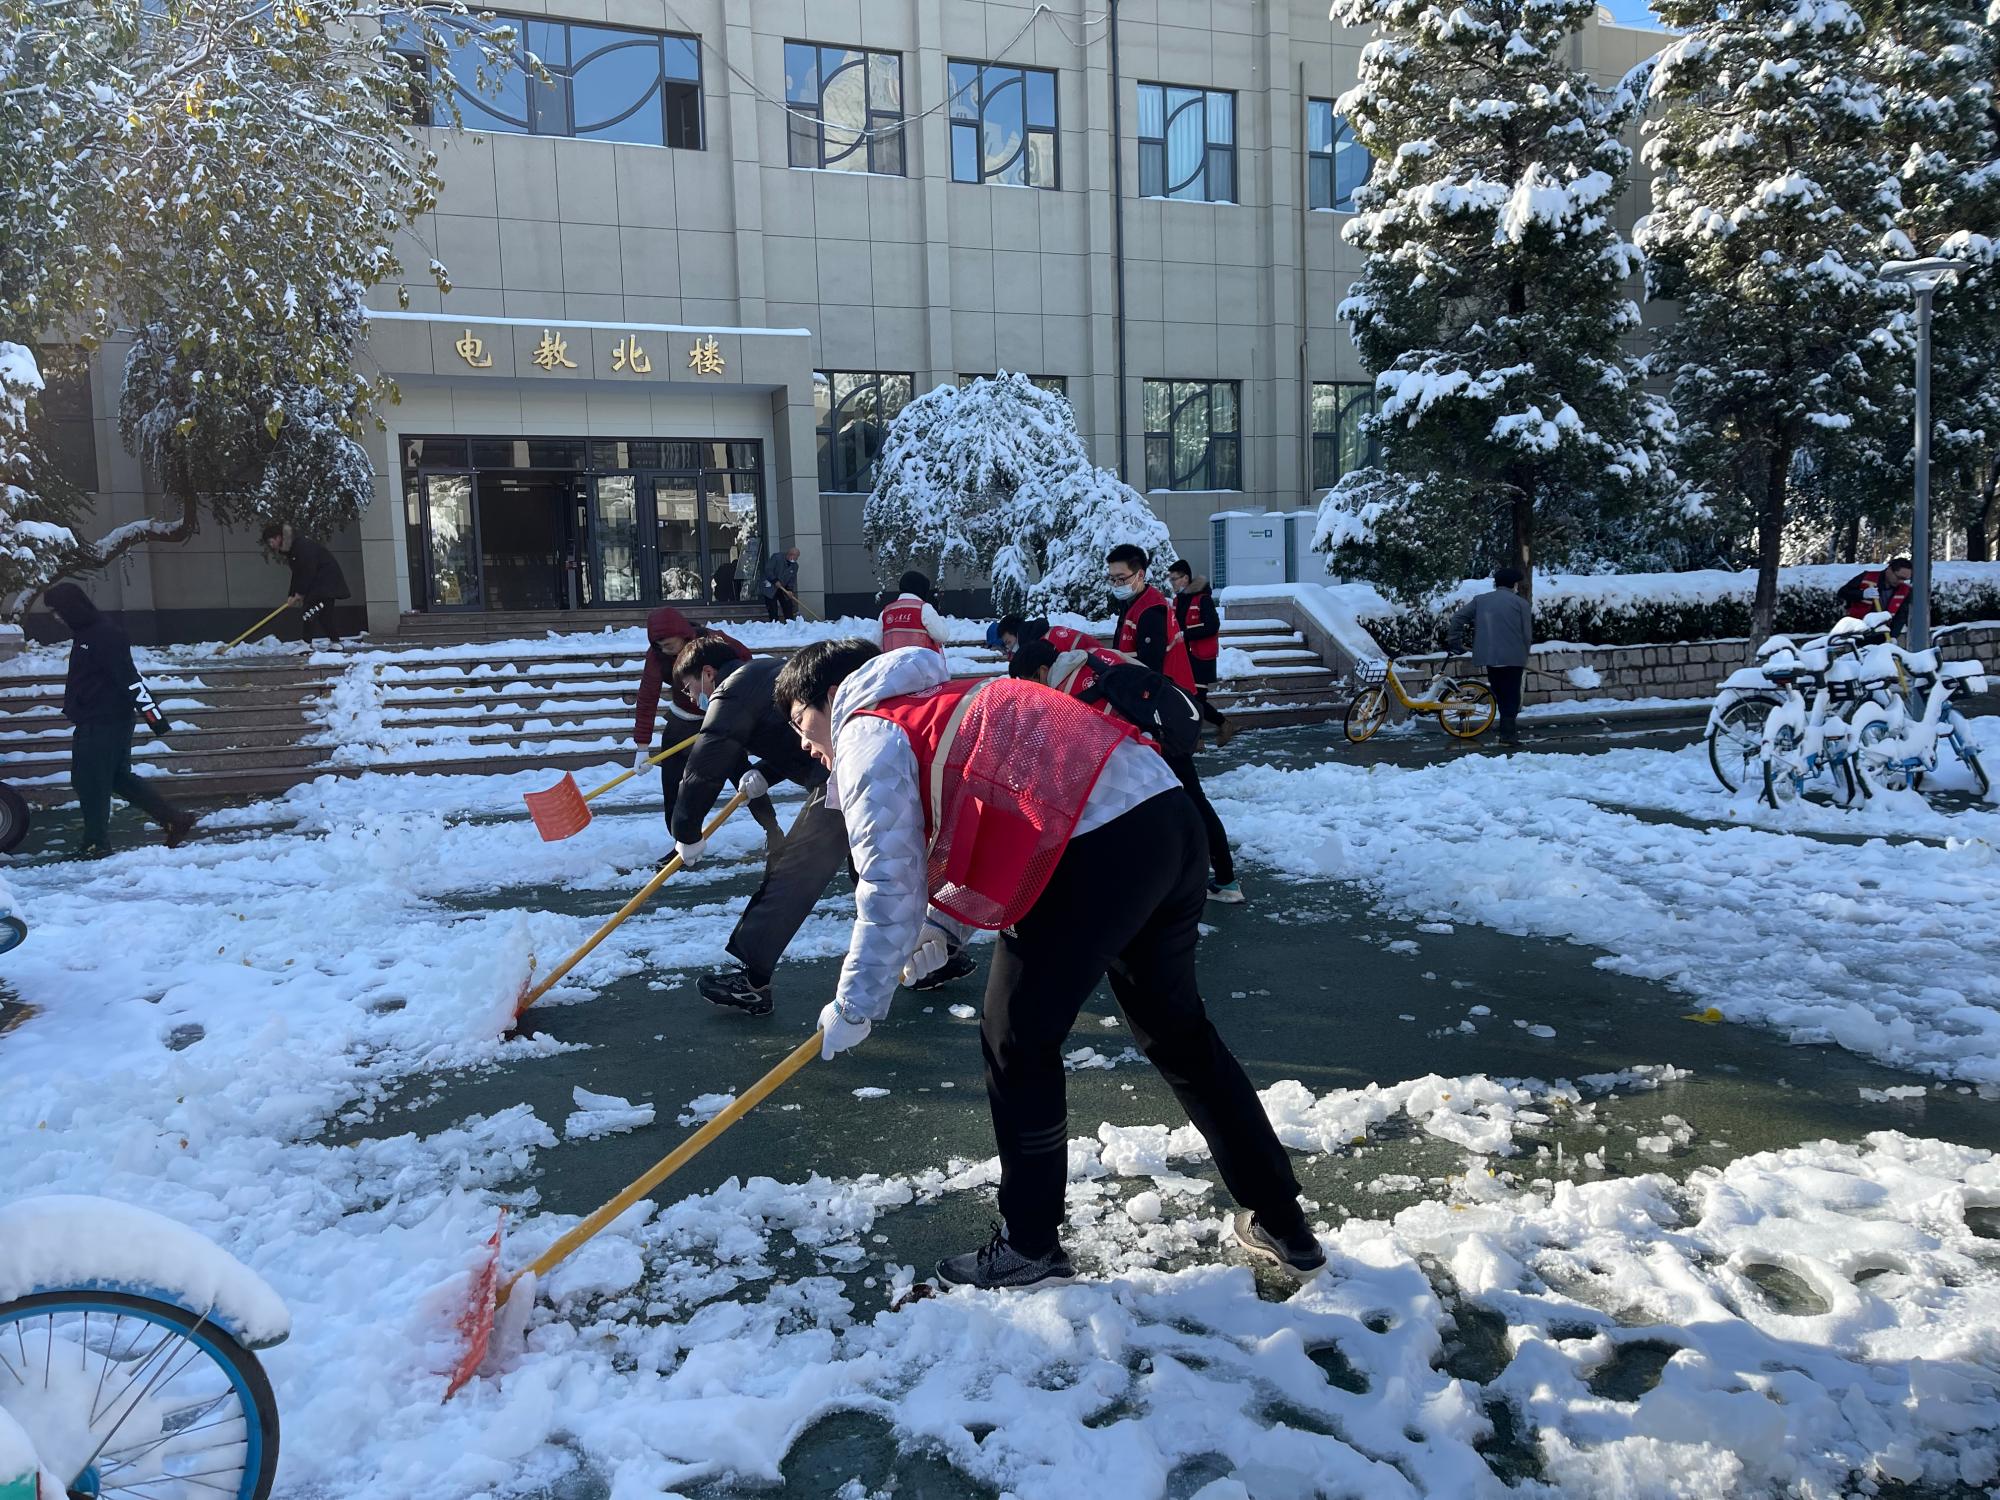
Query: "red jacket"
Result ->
[[634, 606, 750, 745], [1114, 586, 1197, 692], [860, 677, 1138, 929]]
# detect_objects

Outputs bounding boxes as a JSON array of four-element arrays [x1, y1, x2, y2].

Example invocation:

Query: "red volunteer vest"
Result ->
[[860, 677, 1139, 930], [880, 598, 940, 654], [1041, 624, 1101, 654], [1115, 587, 1198, 692], [1843, 571, 1911, 622], [1054, 646, 1129, 705], [1174, 591, 1220, 662]]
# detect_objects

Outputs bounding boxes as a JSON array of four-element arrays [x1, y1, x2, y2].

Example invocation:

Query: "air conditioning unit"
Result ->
[[1210, 511, 1287, 589], [1279, 509, 1322, 582]]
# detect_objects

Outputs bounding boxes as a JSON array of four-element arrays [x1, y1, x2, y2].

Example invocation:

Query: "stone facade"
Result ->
[[43, 0, 1665, 641]]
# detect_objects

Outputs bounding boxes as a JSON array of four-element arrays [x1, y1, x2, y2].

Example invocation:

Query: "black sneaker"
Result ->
[[698, 967, 773, 1017], [909, 946, 977, 992], [937, 1224, 1075, 1291], [1232, 1211, 1327, 1280]]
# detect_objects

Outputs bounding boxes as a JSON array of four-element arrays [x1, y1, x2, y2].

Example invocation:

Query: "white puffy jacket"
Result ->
[[826, 647, 1177, 1023]]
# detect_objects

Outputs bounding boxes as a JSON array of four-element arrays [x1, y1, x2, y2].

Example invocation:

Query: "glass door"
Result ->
[[700, 473, 760, 606], [651, 476, 704, 601], [591, 474, 648, 604], [422, 472, 482, 608], [477, 471, 570, 610]]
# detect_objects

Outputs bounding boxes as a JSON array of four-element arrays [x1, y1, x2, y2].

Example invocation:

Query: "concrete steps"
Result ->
[[1, 614, 1347, 803]]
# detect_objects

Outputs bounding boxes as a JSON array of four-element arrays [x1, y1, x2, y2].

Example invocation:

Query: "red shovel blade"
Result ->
[[443, 1210, 506, 1402], [523, 773, 592, 842]]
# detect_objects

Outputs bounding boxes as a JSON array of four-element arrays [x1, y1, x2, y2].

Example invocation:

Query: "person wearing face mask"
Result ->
[[774, 639, 1321, 1290], [667, 637, 849, 1016], [633, 607, 782, 850], [1106, 545, 1197, 696]]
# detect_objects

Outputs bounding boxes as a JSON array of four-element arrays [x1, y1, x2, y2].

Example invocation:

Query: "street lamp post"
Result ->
[[1882, 256, 1969, 653]]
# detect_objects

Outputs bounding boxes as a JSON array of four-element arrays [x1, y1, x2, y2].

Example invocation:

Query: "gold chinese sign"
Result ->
[[450, 326, 725, 378]]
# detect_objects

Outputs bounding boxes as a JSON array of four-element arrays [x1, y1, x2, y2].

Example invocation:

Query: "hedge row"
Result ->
[[1355, 570, 2000, 656]]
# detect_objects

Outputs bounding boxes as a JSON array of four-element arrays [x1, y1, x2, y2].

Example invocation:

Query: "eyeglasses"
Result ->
[[1107, 569, 1139, 586]]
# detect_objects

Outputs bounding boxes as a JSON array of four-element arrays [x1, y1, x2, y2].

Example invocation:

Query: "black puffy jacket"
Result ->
[[282, 536, 350, 600], [45, 583, 145, 725], [669, 656, 825, 842]]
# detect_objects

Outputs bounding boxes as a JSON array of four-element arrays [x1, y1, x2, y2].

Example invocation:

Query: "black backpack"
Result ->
[[1079, 660, 1202, 758]]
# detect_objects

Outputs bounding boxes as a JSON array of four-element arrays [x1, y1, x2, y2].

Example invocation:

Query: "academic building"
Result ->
[[52, 0, 1664, 639]]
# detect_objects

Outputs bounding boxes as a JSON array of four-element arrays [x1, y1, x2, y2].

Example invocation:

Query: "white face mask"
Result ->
[[1110, 581, 1139, 601]]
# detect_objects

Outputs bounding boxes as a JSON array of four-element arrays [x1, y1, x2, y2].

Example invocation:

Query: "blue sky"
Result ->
[[1598, 0, 1668, 28]]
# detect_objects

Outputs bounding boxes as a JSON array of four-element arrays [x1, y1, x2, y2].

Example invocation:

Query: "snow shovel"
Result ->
[[510, 785, 751, 1023], [522, 731, 699, 842], [775, 583, 820, 622], [445, 1029, 822, 1400], [217, 599, 297, 652]]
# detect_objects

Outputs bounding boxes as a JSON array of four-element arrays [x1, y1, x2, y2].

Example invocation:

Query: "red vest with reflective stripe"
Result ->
[[1115, 587, 1198, 693], [1054, 647, 1128, 705], [880, 598, 939, 654], [859, 677, 1138, 930], [1041, 624, 1100, 655], [1174, 591, 1221, 662]]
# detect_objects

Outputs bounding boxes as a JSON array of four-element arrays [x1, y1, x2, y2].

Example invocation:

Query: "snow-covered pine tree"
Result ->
[[1316, 0, 1672, 601], [1862, 0, 2000, 559], [0, 343, 79, 610], [864, 373, 1174, 615], [0, 0, 515, 611], [1642, 0, 1907, 645]]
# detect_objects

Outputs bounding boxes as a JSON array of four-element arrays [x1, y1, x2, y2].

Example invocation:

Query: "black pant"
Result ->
[[73, 718, 182, 848], [1488, 665, 1524, 735], [299, 593, 342, 643], [1165, 752, 1233, 885], [726, 786, 847, 986], [980, 791, 1301, 1256]]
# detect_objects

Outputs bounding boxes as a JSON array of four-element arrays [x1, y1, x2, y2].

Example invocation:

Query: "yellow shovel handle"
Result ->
[[584, 731, 698, 804], [515, 788, 750, 1015], [220, 599, 297, 651], [499, 1029, 822, 1305]]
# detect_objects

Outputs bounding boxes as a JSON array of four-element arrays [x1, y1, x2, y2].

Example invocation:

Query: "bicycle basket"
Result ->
[[1354, 659, 1389, 685]]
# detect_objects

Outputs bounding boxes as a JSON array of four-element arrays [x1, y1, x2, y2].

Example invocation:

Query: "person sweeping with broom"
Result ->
[[775, 641, 1322, 1291]]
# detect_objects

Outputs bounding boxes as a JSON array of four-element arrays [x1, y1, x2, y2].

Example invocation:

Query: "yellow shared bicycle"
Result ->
[[1342, 656, 1497, 744]]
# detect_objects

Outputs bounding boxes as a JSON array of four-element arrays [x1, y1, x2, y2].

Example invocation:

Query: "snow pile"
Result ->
[[564, 1087, 655, 1140]]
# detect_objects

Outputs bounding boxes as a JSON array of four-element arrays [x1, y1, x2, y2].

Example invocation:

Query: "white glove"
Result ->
[[737, 767, 769, 801], [817, 1000, 872, 1060], [1863, 586, 1880, 601], [673, 837, 706, 868], [633, 746, 653, 770], [901, 924, 952, 986]]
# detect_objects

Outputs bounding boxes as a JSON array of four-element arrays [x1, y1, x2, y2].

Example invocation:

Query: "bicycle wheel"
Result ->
[[1343, 686, 1389, 744], [1851, 710, 1920, 793], [0, 1291, 279, 1500], [1707, 696, 1776, 792], [1945, 713, 1990, 800], [0, 784, 29, 855], [1436, 680, 1496, 739], [1762, 724, 1804, 809]]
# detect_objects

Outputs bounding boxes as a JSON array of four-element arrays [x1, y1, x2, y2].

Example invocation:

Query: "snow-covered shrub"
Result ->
[[866, 373, 1174, 615], [0, 343, 78, 609], [1354, 563, 2000, 655]]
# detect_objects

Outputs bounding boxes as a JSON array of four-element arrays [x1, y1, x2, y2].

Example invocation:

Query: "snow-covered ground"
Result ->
[[4, 725, 1999, 1496]]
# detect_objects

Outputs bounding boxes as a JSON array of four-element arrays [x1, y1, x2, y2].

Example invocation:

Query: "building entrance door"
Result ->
[[477, 471, 574, 610], [420, 472, 481, 609]]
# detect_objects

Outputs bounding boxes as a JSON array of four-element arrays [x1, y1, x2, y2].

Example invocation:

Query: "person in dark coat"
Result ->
[[668, 639, 847, 1016], [44, 583, 195, 856], [632, 606, 781, 848], [1447, 566, 1534, 743], [1166, 558, 1234, 744], [761, 545, 801, 622], [260, 524, 351, 644]]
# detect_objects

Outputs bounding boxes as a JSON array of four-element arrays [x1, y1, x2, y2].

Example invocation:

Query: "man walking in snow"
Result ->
[[1447, 566, 1533, 743], [259, 523, 350, 645], [44, 583, 196, 857], [776, 640, 1321, 1290], [1167, 558, 1234, 745], [632, 607, 782, 850]]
